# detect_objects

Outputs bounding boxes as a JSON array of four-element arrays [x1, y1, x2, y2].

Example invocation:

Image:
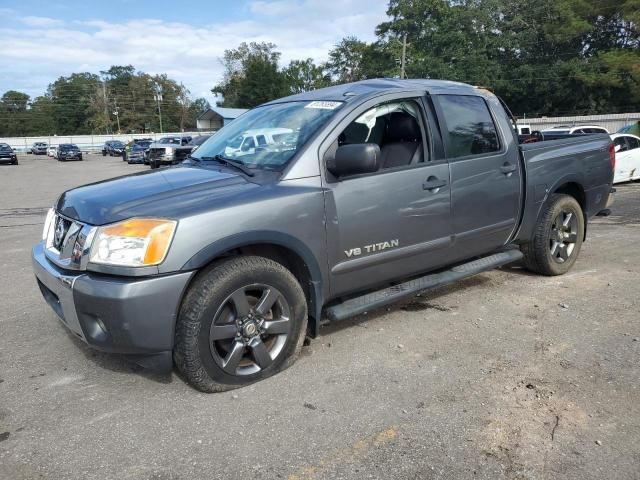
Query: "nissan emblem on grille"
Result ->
[[54, 217, 66, 249]]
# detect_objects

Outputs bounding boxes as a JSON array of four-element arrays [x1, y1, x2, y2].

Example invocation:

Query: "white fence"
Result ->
[[1, 131, 214, 153], [521, 113, 639, 134]]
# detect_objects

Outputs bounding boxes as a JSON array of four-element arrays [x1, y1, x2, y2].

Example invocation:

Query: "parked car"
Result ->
[[123, 138, 153, 162], [186, 134, 212, 153], [516, 124, 532, 135], [0, 143, 18, 164], [56, 144, 83, 161], [126, 140, 153, 164], [223, 128, 292, 158], [147, 136, 193, 169], [32, 79, 614, 392], [102, 140, 125, 156], [47, 146, 58, 157], [611, 133, 640, 183], [30, 142, 48, 155]]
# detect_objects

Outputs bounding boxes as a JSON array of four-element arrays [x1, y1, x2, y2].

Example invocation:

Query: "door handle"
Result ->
[[500, 163, 517, 175], [423, 177, 447, 191]]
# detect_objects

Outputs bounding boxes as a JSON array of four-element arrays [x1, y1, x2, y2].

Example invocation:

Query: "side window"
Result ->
[[614, 137, 628, 152], [336, 99, 427, 170], [437, 95, 500, 158], [256, 135, 267, 146], [242, 137, 255, 151], [594, 128, 608, 134], [574, 129, 585, 134], [521, 127, 531, 135], [626, 137, 640, 150]]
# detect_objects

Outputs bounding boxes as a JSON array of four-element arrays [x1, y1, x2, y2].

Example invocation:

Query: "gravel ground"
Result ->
[[1, 155, 639, 480]]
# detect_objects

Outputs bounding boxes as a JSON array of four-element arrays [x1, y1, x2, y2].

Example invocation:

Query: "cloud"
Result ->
[[0, 0, 388, 103], [20, 16, 64, 27]]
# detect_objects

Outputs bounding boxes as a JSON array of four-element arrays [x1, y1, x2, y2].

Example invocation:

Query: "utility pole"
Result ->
[[102, 81, 110, 134], [394, 34, 409, 79], [113, 100, 121, 133], [400, 34, 407, 79], [154, 84, 163, 134]]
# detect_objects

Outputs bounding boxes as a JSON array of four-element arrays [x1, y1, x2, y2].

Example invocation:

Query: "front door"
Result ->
[[323, 97, 453, 297]]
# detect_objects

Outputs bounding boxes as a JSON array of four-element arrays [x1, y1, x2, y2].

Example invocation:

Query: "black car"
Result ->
[[0, 143, 18, 164], [102, 140, 125, 156], [57, 144, 83, 162]]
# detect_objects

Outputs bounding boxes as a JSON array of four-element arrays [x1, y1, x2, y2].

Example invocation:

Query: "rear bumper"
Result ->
[[605, 187, 615, 208], [32, 242, 194, 358]]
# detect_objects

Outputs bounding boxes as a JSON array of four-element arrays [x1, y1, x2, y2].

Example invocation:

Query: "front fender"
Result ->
[[180, 230, 326, 336]]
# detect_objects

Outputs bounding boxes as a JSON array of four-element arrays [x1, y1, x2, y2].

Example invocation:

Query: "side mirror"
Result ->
[[327, 143, 381, 178]]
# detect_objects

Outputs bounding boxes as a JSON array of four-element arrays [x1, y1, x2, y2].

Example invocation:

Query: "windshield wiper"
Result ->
[[197, 154, 255, 177]]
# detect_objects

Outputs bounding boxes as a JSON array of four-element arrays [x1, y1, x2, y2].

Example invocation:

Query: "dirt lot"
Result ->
[[1, 154, 639, 480]]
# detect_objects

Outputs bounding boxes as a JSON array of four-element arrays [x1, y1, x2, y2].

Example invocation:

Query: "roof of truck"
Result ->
[[265, 78, 479, 105]]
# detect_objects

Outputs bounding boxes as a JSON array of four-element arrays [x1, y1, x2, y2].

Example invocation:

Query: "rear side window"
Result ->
[[626, 137, 639, 150], [437, 95, 500, 158], [614, 137, 628, 152]]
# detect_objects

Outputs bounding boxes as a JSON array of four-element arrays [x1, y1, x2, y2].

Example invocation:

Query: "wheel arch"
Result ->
[[551, 181, 587, 240], [180, 232, 325, 337]]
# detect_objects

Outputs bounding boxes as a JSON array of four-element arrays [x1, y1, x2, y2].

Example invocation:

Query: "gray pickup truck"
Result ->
[[32, 79, 614, 392]]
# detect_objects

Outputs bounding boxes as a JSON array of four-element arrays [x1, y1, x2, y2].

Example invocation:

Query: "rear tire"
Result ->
[[174, 256, 308, 392], [521, 194, 584, 276]]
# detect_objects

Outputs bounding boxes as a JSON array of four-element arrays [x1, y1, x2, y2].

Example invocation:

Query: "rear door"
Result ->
[[433, 94, 522, 258], [613, 136, 632, 183], [626, 136, 640, 180]]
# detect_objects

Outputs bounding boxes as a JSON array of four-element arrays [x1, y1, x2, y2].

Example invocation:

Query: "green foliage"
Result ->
[[0, 67, 205, 136], [2, 0, 637, 135], [283, 59, 331, 94], [213, 42, 291, 108]]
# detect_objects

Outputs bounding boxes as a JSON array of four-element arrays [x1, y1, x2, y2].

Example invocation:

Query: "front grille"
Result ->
[[149, 148, 167, 160], [52, 216, 72, 250], [45, 213, 94, 270]]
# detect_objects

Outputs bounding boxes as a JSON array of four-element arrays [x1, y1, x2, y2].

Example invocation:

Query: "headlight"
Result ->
[[89, 218, 177, 267], [42, 208, 55, 240]]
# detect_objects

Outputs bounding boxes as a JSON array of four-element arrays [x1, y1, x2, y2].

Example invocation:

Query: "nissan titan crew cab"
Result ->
[[32, 79, 615, 392]]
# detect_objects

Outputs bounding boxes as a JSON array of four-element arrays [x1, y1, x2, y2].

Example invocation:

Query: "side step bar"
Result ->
[[324, 249, 524, 322]]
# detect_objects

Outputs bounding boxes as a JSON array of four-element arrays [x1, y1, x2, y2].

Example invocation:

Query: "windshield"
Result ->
[[133, 142, 151, 149], [159, 137, 180, 144], [0, 144, 11, 151], [60, 144, 78, 150], [192, 101, 343, 170]]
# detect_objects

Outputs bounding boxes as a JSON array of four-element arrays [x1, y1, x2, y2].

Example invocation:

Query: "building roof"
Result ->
[[197, 107, 248, 120]]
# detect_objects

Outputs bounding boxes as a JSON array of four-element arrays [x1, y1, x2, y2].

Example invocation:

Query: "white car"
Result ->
[[47, 146, 58, 157], [224, 128, 293, 158], [541, 125, 609, 135], [611, 133, 640, 184]]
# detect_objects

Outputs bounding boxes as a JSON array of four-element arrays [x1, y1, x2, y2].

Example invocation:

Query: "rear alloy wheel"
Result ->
[[174, 256, 307, 392], [521, 194, 584, 276]]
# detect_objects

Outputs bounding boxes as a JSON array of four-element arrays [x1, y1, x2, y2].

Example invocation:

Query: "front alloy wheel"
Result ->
[[174, 256, 307, 392], [209, 284, 292, 376]]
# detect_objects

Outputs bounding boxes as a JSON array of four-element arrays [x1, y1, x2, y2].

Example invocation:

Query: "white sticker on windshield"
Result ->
[[305, 101, 342, 110]]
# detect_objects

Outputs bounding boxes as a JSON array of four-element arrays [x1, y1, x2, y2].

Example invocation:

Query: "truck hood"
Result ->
[[56, 166, 254, 225]]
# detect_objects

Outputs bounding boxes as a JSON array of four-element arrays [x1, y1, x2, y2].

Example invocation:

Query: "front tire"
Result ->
[[521, 194, 584, 276], [174, 256, 308, 392]]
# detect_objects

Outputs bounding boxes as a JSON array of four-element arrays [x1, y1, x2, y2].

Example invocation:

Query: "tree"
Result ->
[[213, 42, 289, 108], [0, 91, 31, 136], [283, 59, 331, 94]]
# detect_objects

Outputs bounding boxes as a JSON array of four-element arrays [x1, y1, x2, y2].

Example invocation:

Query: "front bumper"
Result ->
[[32, 242, 194, 359]]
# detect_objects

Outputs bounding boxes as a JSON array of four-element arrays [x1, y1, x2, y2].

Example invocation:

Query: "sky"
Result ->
[[0, 0, 389, 104]]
